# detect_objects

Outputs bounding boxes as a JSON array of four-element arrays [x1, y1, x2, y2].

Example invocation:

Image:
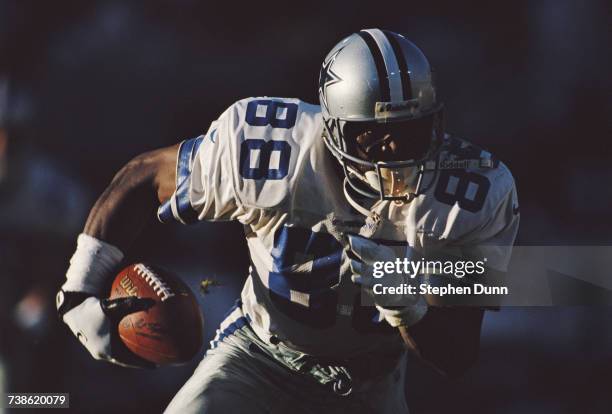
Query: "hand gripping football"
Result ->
[[109, 263, 204, 365]]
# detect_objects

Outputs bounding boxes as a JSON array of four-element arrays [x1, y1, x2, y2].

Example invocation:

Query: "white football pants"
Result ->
[[165, 306, 409, 414]]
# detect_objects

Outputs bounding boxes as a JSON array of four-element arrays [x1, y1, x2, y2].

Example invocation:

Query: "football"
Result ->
[[109, 263, 204, 365]]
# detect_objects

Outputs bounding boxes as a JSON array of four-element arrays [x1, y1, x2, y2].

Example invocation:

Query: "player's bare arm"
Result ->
[[83, 143, 179, 250], [56, 143, 181, 368]]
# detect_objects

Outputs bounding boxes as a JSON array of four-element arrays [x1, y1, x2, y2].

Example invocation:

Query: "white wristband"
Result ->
[[62, 233, 124, 295]]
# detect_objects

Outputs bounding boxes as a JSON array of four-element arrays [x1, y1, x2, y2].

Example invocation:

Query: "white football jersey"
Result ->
[[158, 97, 519, 357]]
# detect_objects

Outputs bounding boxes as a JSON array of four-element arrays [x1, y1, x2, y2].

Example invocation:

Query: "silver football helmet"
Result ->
[[319, 29, 445, 208]]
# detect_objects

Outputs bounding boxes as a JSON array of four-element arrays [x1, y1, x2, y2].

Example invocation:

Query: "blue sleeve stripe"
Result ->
[[157, 199, 174, 223], [191, 135, 204, 163], [176, 140, 191, 185], [177, 135, 204, 185], [177, 135, 204, 184], [174, 176, 199, 224], [157, 193, 186, 224], [157, 135, 204, 224]]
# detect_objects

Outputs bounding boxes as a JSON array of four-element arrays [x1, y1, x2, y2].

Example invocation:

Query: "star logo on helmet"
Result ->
[[319, 48, 343, 112]]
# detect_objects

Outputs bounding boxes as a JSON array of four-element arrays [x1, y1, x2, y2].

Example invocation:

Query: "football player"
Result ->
[[56, 29, 519, 413]]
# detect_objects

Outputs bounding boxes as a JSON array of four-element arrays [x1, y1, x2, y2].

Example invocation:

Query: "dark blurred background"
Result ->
[[0, 1, 610, 413]]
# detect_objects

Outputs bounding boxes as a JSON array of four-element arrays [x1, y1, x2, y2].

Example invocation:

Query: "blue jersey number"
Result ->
[[268, 226, 341, 329], [266, 226, 394, 333], [245, 100, 298, 129], [240, 140, 291, 179], [240, 100, 297, 180]]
